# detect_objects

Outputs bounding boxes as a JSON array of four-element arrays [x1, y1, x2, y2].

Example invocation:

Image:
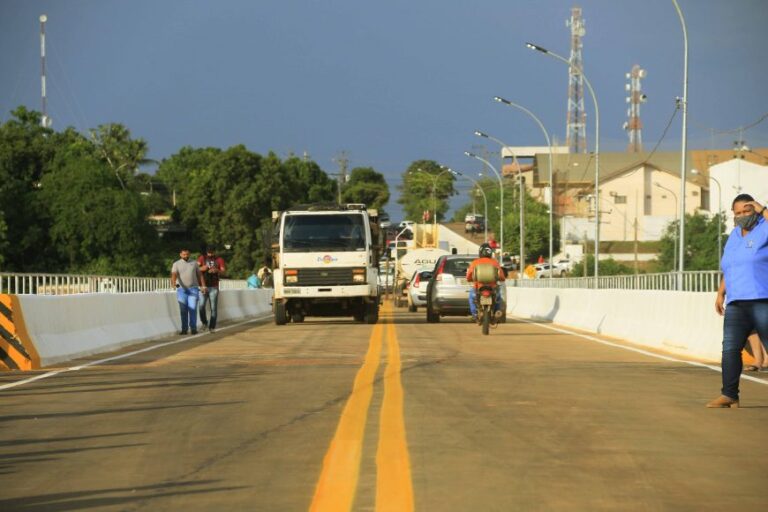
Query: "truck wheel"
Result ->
[[274, 302, 288, 326], [364, 303, 378, 324], [291, 312, 305, 323]]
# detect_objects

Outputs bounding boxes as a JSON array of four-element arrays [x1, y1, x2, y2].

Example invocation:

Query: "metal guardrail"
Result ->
[[0, 272, 248, 295], [508, 270, 722, 293]]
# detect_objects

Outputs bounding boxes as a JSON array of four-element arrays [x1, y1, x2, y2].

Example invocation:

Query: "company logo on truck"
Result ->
[[318, 255, 338, 264]]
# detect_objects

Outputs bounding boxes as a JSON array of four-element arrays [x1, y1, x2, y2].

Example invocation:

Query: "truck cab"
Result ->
[[271, 204, 381, 325]]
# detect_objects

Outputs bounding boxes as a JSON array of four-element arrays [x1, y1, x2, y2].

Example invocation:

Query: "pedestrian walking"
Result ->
[[247, 269, 261, 289], [171, 248, 206, 335], [198, 246, 226, 333], [707, 194, 768, 408], [257, 259, 273, 288]]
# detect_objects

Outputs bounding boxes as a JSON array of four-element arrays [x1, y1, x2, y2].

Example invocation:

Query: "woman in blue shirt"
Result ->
[[708, 194, 768, 408]]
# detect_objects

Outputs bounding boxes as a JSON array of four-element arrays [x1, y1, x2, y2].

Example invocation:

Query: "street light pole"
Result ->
[[474, 131, 523, 266], [526, 42, 600, 287], [412, 168, 451, 245], [672, 0, 689, 289], [492, 97, 555, 279], [445, 168, 489, 241], [654, 182, 679, 272], [692, 169, 723, 264], [465, 152, 504, 259]]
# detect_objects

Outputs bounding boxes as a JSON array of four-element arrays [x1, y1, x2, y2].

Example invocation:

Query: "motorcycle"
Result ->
[[472, 263, 502, 336]]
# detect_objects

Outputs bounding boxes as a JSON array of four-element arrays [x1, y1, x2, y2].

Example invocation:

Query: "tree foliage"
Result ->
[[657, 212, 724, 271], [341, 167, 390, 209], [397, 160, 456, 222], [0, 105, 343, 278], [456, 176, 560, 264]]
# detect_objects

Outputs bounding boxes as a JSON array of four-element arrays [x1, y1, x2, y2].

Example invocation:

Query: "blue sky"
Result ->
[[1, 0, 766, 221]]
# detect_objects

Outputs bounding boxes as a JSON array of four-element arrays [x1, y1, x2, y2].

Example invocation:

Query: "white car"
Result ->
[[533, 263, 567, 278], [407, 269, 432, 312]]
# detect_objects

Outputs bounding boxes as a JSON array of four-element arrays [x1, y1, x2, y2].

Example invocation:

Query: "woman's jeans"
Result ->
[[176, 286, 200, 333], [199, 287, 220, 329], [721, 299, 768, 399]]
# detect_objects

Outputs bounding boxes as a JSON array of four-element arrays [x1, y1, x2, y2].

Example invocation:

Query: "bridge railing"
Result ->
[[508, 270, 722, 293], [0, 272, 248, 295]]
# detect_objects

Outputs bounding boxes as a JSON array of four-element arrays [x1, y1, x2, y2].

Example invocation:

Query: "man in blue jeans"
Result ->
[[198, 246, 227, 333], [708, 195, 768, 408], [171, 248, 206, 335]]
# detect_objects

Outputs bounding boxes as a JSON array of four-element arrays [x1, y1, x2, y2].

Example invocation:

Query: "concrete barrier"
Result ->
[[14, 289, 273, 368], [505, 287, 724, 362]]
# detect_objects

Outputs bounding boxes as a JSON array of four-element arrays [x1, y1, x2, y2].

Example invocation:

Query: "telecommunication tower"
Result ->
[[623, 65, 647, 153], [565, 6, 586, 154], [40, 14, 52, 128]]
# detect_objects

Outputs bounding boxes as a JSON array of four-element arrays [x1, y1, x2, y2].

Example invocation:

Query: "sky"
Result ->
[[1, 0, 767, 221]]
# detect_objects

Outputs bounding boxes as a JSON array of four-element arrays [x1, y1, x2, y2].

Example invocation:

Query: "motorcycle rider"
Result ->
[[466, 242, 505, 323]]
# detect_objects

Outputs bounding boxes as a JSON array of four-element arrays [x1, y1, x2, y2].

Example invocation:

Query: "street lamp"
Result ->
[[492, 97, 555, 279], [411, 168, 451, 240], [474, 131, 524, 266], [672, 0, 689, 287], [654, 182, 679, 271], [444, 167, 489, 241], [526, 42, 600, 287], [692, 169, 723, 264], [465, 151, 504, 259]]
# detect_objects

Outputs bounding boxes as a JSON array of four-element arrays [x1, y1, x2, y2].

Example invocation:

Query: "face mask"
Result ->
[[735, 213, 759, 230]]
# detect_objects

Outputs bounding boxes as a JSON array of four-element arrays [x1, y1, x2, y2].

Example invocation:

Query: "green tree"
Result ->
[[657, 212, 723, 271], [0, 106, 63, 270], [571, 254, 634, 277], [90, 123, 153, 190], [341, 166, 390, 209], [40, 153, 160, 274], [463, 177, 560, 263], [397, 160, 456, 222]]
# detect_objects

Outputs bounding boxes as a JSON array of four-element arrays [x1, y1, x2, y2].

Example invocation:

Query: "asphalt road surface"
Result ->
[[1, 303, 767, 511]]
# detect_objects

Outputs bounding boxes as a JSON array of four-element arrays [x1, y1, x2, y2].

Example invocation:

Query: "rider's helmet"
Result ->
[[479, 243, 493, 258]]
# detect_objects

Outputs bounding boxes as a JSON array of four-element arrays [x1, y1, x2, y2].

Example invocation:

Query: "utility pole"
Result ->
[[332, 150, 349, 204], [633, 218, 639, 274]]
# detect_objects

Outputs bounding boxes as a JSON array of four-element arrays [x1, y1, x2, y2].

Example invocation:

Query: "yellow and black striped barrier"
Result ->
[[0, 294, 39, 371]]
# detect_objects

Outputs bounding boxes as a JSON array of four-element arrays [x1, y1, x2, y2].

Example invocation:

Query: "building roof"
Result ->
[[532, 150, 713, 188]]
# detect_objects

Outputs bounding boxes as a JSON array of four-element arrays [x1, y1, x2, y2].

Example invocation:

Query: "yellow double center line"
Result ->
[[310, 302, 413, 512]]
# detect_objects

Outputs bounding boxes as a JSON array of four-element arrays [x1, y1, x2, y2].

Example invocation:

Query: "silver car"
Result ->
[[407, 269, 432, 312], [425, 255, 506, 322]]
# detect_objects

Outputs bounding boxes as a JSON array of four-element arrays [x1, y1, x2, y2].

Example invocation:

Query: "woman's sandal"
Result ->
[[743, 365, 760, 372]]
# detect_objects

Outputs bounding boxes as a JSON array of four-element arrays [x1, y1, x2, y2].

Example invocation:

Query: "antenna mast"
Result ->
[[39, 14, 52, 128], [623, 65, 647, 153], [565, 6, 586, 154]]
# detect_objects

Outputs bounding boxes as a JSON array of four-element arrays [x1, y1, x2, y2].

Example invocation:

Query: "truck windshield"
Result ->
[[283, 214, 367, 252]]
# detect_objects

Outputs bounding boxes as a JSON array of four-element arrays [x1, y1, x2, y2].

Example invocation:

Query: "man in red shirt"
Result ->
[[198, 246, 227, 332], [466, 243, 505, 322]]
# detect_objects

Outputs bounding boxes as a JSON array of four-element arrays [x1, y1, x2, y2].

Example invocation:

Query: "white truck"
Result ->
[[270, 204, 382, 325]]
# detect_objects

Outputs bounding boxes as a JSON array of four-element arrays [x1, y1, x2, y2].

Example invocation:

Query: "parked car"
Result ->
[[533, 263, 567, 278], [425, 255, 506, 323], [554, 258, 574, 273], [407, 269, 432, 312]]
